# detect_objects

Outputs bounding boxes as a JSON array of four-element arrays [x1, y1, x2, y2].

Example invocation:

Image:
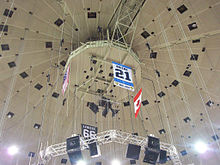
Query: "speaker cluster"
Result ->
[[66, 135, 167, 165], [66, 136, 101, 165], [126, 136, 167, 164]]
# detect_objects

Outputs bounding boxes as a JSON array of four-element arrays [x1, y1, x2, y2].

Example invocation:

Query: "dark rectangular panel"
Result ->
[[126, 144, 141, 160], [66, 136, 80, 151]]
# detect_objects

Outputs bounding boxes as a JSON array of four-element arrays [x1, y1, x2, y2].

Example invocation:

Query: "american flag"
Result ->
[[62, 65, 70, 95]]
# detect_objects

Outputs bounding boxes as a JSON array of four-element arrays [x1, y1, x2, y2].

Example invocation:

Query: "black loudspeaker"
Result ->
[[143, 148, 160, 164], [102, 106, 108, 117], [88, 142, 101, 158], [66, 136, 81, 152], [148, 136, 160, 152], [130, 160, 136, 164], [96, 162, 102, 165], [159, 150, 167, 164], [126, 144, 141, 160], [67, 150, 83, 165], [143, 136, 160, 164], [66, 136, 83, 165], [87, 102, 99, 114]]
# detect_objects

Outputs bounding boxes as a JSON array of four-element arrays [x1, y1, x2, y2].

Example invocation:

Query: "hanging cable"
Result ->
[[141, 76, 168, 141], [169, 0, 220, 150], [0, 15, 32, 142], [148, 1, 176, 145], [165, 78, 189, 163], [15, 66, 32, 165]]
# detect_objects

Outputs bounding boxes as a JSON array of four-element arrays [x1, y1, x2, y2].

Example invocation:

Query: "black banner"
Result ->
[[81, 124, 97, 140]]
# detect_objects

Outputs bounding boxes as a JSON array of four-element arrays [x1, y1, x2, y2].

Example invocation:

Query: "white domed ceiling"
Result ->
[[0, 0, 220, 165]]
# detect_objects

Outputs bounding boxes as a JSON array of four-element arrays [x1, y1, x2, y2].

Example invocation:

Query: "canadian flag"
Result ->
[[134, 88, 142, 118]]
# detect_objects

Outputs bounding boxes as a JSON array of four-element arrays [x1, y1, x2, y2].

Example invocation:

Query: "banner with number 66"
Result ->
[[81, 124, 98, 140]]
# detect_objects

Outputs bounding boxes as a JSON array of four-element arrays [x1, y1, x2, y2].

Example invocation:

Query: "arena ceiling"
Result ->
[[0, 0, 220, 164]]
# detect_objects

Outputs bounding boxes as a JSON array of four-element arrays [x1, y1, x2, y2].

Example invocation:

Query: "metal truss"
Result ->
[[65, 40, 140, 72], [40, 130, 182, 165], [109, 0, 146, 48]]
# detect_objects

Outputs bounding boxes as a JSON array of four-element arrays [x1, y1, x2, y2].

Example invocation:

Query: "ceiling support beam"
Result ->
[[152, 29, 220, 50]]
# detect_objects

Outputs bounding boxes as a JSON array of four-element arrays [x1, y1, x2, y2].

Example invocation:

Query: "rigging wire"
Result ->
[[0, 19, 30, 143], [169, 0, 220, 150], [141, 76, 168, 141], [150, 0, 175, 146], [165, 78, 189, 163], [15, 66, 32, 165]]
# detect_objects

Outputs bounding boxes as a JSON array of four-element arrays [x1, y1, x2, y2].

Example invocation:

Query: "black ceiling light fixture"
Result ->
[[141, 30, 150, 39], [7, 112, 14, 119], [52, 92, 60, 98], [183, 70, 192, 77], [159, 129, 166, 134], [171, 80, 179, 87], [177, 4, 188, 14], [34, 123, 41, 129], [54, 18, 64, 27], [45, 42, 52, 48], [60, 60, 66, 67], [88, 12, 97, 18], [142, 99, 149, 106], [188, 22, 198, 31], [206, 100, 214, 107], [35, 83, 43, 90], [158, 91, 165, 98], [0, 24, 8, 32], [190, 54, 199, 61], [183, 117, 191, 123], [20, 71, 29, 79], [3, 9, 14, 18], [1, 44, 9, 51], [150, 52, 157, 59], [192, 39, 200, 43], [124, 101, 130, 107], [8, 61, 16, 68]]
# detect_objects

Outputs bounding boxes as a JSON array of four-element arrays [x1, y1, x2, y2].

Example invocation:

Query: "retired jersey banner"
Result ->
[[112, 61, 134, 91], [81, 124, 97, 140]]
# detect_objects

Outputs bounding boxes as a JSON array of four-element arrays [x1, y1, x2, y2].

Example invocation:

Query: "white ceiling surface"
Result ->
[[0, 0, 220, 164]]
